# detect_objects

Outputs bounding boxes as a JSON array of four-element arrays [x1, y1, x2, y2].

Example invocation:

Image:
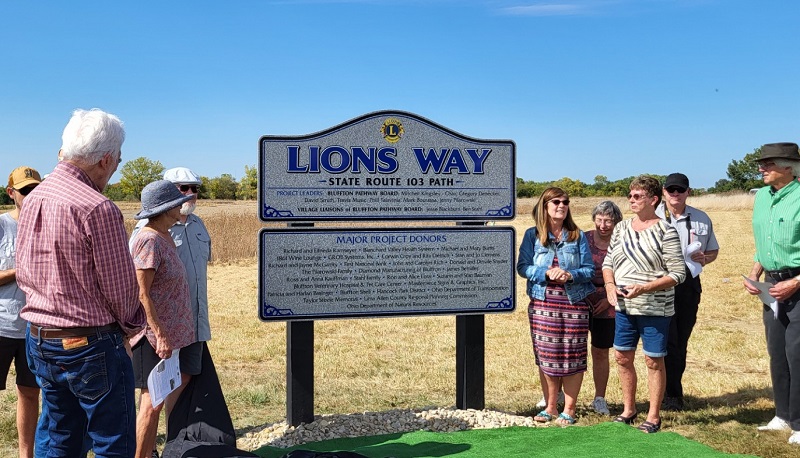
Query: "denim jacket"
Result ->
[[516, 226, 595, 303]]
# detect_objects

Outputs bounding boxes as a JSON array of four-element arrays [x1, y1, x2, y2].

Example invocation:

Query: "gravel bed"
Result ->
[[237, 407, 539, 451]]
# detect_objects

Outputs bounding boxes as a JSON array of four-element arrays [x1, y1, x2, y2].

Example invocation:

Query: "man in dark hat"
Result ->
[[656, 173, 719, 411], [743, 142, 800, 445]]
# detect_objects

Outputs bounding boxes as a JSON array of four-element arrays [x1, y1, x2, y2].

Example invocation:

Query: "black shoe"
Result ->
[[662, 396, 684, 411]]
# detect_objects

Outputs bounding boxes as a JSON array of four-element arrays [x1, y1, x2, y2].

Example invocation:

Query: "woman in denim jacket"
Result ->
[[517, 187, 594, 426]]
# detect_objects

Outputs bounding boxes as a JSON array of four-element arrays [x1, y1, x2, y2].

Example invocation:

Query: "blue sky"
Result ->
[[1, 0, 797, 189]]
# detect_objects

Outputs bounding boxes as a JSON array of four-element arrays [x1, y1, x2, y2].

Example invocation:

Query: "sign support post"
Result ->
[[287, 222, 315, 426], [287, 320, 314, 426], [455, 220, 486, 410], [455, 314, 485, 410]]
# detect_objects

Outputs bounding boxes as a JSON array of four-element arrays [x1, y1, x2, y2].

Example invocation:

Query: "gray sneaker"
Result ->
[[591, 396, 610, 415]]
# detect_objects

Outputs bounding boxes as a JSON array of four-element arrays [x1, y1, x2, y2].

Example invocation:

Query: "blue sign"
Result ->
[[259, 110, 515, 221], [259, 227, 516, 321]]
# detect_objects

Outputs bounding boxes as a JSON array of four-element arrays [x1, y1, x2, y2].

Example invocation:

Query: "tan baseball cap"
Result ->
[[8, 166, 42, 190]]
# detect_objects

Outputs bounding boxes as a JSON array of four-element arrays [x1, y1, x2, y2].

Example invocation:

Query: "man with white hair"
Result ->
[[131, 167, 211, 388], [17, 108, 145, 456]]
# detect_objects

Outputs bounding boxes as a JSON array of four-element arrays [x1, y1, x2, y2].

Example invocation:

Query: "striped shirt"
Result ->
[[602, 218, 686, 316], [752, 180, 800, 271], [17, 162, 145, 336]]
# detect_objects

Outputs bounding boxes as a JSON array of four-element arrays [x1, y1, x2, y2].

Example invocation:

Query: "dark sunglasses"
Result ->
[[17, 185, 37, 196], [179, 185, 199, 193], [665, 186, 687, 194], [549, 198, 570, 206], [627, 192, 647, 201]]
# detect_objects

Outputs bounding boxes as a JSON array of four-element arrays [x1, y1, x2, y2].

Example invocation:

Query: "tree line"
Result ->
[[518, 146, 764, 197], [1, 147, 764, 205]]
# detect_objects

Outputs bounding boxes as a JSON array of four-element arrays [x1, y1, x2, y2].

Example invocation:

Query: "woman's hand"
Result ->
[[604, 284, 618, 306], [617, 283, 647, 299], [546, 267, 571, 284], [154, 329, 173, 360]]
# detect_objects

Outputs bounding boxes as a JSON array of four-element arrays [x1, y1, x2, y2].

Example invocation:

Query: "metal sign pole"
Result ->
[[455, 221, 486, 410], [287, 222, 315, 426]]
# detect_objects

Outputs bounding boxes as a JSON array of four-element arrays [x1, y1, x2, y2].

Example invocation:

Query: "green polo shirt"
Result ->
[[752, 179, 800, 271]]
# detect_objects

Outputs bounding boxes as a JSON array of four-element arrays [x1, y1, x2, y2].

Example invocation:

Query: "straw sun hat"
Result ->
[[134, 180, 193, 220]]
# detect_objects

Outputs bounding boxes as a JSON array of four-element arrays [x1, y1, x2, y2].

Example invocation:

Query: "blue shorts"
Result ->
[[613, 311, 670, 358]]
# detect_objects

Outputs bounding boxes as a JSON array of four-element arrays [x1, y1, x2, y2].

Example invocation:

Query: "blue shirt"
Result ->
[[516, 226, 595, 304]]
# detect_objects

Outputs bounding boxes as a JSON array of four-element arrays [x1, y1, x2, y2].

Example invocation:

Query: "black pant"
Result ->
[[763, 275, 800, 431], [665, 277, 701, 399]]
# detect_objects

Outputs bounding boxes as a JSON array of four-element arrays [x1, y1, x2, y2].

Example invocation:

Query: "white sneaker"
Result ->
[[535, 391, 565, 408], [789, 431, 800, 445], [591, 396, 610, 415], [757, 416, 791, 431]]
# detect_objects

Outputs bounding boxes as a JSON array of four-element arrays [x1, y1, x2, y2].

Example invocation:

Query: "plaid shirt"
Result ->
[[17, 162, 145, 336]]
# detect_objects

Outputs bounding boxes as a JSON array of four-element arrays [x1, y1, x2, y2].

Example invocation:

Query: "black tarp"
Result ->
[[161, 345, 258, 458]]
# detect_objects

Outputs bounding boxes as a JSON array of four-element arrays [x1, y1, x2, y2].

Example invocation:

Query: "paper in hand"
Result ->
[[742, 275, 778, 319], [146, 348, 181, 408], [684, 241, 703, 278]]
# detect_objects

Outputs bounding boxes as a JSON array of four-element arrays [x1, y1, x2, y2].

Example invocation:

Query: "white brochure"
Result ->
[[146, 349, 181, 408]]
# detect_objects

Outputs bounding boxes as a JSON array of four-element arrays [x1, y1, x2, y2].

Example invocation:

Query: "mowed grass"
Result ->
[[3, 193, 795, 457]]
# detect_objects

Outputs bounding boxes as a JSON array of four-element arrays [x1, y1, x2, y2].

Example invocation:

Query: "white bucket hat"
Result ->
[[163, 167, 201, 184]]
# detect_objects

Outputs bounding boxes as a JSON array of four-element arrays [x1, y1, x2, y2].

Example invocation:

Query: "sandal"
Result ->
[[533, 410, 554, 423], [612, 412, 638, 425], [555, 412, 576, 425], [637, 420, 662, 433]]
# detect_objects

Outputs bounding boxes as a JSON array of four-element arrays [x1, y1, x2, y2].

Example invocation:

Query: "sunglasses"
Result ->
[[179, 185, 199, 193], [665, 186, 687, 194], [627, 193, 648, 201], [17, 185, 37, 196], [549, 199, 570, 206]]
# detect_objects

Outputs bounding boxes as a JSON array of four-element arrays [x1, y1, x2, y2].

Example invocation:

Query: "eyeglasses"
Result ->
[[17, 185, 37, 196], [179, 185, 199, 193], [665, 186, 687, 194], [627, 193, 648, 201], [548, 199, 570, 206]]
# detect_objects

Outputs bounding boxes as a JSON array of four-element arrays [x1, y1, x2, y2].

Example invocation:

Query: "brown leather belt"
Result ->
[[30, 323, 120, 339]]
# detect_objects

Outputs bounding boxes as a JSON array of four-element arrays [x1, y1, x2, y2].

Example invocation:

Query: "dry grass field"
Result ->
[[3, 193, 796, 457]]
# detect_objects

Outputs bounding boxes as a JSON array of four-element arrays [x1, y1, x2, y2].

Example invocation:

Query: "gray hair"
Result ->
[[60, 108, 125, 165], [591, 200, 623, 224], [773, 159, 800, 177]]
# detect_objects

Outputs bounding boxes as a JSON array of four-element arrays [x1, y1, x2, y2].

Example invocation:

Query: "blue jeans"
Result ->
[[34, 400, 92, 458], [27, 327, 136, 458]]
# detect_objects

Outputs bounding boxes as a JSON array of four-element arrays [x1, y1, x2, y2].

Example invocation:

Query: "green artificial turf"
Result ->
[[254, 423, 757, 457]]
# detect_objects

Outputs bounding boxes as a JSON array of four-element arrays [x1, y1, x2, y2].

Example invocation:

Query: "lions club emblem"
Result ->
[[380, 118, 404, 144]]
